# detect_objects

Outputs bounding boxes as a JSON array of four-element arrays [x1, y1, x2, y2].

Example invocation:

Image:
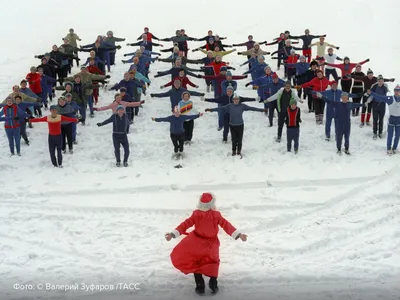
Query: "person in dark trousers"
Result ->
[[30, 105, 78, 167], [206, 94, 265, 156], [152, 106, 202, 157], [283, 99, 301, 153], [318, 92, 363, 155], [202, 87, 257, 142], [314, 82, 360, 141], [178, 91, 203, 144], [295, 60, 319, 112], [367, 76, 390, 140], [349, 64, 365, 116], [12, 95, 41, 145], [367, 85, 400, 155], [97, 105, 130, 167], [264, 32, 298, 70], [289, 29, 326, 63], [349, 69, 395, 127], [136, 27, 160, 52], [265, 82, 302, 142], [55, 96, 76, 154]]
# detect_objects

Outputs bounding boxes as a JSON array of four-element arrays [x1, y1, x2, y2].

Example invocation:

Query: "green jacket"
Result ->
[[62, 91, 84, 106], [65, 33, 81, 48], [64, 72, 106, 96]]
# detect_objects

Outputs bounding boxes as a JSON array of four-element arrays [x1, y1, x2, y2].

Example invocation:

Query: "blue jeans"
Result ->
[[325, 105, 336, 138], [79, 104, 86, 121], [87, 96, 94, 114], [5, 127, 21, 154], [387, 115, 400, 150]]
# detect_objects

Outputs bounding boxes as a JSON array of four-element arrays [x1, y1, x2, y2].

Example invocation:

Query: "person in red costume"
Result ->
[[165, 192, 247, 295]]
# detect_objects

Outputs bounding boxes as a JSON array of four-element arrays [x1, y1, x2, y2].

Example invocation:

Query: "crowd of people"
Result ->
[[1, 27, 399, 169]]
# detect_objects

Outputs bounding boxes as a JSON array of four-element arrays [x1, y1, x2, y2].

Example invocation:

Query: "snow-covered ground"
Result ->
[[1, 0, 400, 299]]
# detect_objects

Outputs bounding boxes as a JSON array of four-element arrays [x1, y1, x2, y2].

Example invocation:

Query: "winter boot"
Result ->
[[337, 149, 342, 156], [294, 149, 298, 154], [387, 149, 393, 156], [232, 151, 236, 156], [325, 136, 330, 141], [344, 148, 351, 155], [123, 162, 128, 167], [373, 134, 377, 140], [116, 162, 121, 167], [209, 277, 219, 294], [276, 136, 281, 143], [222, 138, 227, 143], [378, 133, 383, 139], [217, 127, 222, 131], [359, 122, 365, 128], [194, 274, 205, 294], [319, 114, 324, 125], [69, 148, 73, 154], [366, 113, 372, 124], [366, 122, 371, 126]]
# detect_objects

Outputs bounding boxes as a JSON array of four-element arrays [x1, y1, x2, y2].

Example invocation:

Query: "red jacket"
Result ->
[[30, 115, 78, 135], [326, 60, 368, 80], [143, 32, 156, 42], [26, 72, 42, 94], [302, 77, 334, 97], [170, 210, 238, 277], [164, 76, 197, 89], [285, 55, 299, 68], [87, 65, 104, 75], [205, 61, 227, 75]]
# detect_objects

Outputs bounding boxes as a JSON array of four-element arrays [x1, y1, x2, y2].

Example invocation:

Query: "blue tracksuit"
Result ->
[[83, 57, 105, 67], [110, 79, 143, 98], [244, 62, 268, 81], [221, 80, 238, 96], [317, 89, 359, 138], [40, 75, 56, 106], [321, 98, 363, 150], [285, 62, 310, 84], [152, 88, 204, 111], [370, 93, 400, 150], [205, 95, 256, 140], [262, 81, 286, 125], [99, 113, 130, 163], [0, 105, 29, 154]]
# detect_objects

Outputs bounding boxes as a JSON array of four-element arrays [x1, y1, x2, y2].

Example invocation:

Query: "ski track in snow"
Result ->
[[1, 0, 400, 299]]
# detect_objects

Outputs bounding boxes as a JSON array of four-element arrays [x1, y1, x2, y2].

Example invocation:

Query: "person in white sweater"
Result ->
[[322, 48, 343, 81]]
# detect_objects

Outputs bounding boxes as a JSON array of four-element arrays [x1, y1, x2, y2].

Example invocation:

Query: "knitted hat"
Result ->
[[289, 99, 297, 105], [181, 91, 190, 98], [271, 73, 279, 79], [233, 93, 240, 99], [226, 71, 232, 77], [290, 49, 296, 54], [264, 66, 271, 71], [107, 30, 113, 36], [300, 55, 306, 60], [64, 81, 73, 88], [65, 93, 72, 98], [394, 85, 400, 91], [120, 87, 127, 92], [44, 52, 50, 56], [226, 86, 234, 92], [344, 56, 350, 61], [258, 55, 265, 60], [367, 68, 373, 74], [80, 66, 87, 70], [130, 65, 137, 70], [284, 80, 291, 86], [220, 66, 228, 72], [49, 105, 57, 110], [377, 75, 384, 80], [310, 60, 319, 67], [30, 66, 37, 72], [20, 79, 27, 84], [197, 193, 216, 211], [116, 105, 125, 111], [341, 92, 349, 97]]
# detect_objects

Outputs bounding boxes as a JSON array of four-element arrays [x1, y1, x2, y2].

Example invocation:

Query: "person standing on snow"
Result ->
[[349, 64, 365, 117], [317, 92, 363, 155], [314, 82, 360, 141], [289, 29, 326, 63], [202, 87, 257, 143], [104, 30, 126, 66], [97, 105, 130, 167], [300, 69, 335, 124], [56, 96, 77, 154], [29, 105, 79, 168], [349, 69, 395, 127], [264, 82, 303, 143], [206, 94, 265, 156], [151, 106, 203, 157], [324, 57, 369, 92], [26, 66, 43, 117], [165, 192, 247, 294], [136, 27, 161, 52], [64, 28, 81, 66], [366, 85, 400, 155], [309, 36, 339, 71], [283, 99, 302, 154], [178, 91, 202, 144], [0, 97, 31, 156], [161, 69, 199, 90], [285, 55, 309, 98]]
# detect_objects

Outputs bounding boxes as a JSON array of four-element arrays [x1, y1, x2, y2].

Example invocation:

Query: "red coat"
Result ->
[[164, 76, 196, 89], [206, 61, 227, 75], [87, 65, 104, 75], [326, 60, 368, 81], [170, 210, 238, 277], [26, 72, 42, 94], [285, 55, 299, 69], [301, 77, 334, 98]]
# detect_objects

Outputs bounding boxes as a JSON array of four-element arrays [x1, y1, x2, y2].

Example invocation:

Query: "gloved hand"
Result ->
[[205, 108, 211, 112], [105, 75, 111, 79], [140, 100, 145, 104], [196, 74, 202, 78], [245, 83, 251, 87], [150, 93, 155, 97], [336, 47, 340, 50], [97, 123, 102, 127], [316, 92, 323, 98], [160, 85, 164, 89]]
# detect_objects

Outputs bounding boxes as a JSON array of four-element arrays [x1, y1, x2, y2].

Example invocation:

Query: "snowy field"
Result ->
[[1, 0, 400, 299]]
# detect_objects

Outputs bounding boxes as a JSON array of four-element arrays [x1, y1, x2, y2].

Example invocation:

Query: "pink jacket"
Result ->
[[96, 100, 141, 113]]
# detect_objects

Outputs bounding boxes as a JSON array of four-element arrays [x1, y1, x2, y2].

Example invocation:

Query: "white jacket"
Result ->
[[324, 54, 341, 70]]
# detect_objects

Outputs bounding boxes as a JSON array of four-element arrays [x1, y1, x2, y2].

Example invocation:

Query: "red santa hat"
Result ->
[[197, 192, 216, 211]]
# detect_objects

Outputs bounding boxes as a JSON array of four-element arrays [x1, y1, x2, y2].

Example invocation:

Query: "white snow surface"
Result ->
[[1, 0, 400, 299]]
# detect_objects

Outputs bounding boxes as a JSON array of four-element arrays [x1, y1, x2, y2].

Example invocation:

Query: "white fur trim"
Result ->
[[197, 193, 216, 211], [231, 230, 240, 239], [171, 230, 180, 238]]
